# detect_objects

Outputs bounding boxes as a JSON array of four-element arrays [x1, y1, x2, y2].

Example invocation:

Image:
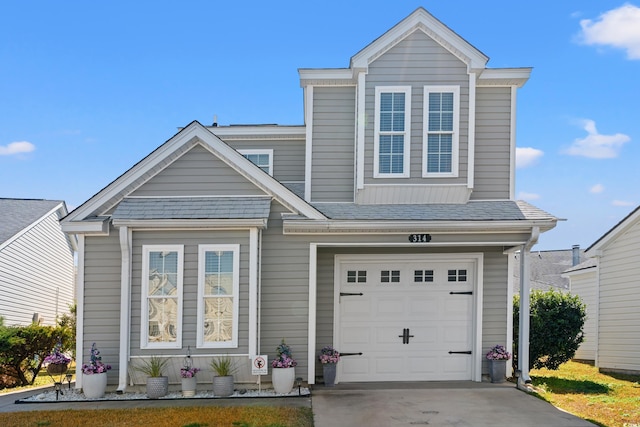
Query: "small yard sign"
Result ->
[[251, 355, 268, 375]]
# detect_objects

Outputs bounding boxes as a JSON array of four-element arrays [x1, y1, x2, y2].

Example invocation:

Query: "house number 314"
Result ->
[[408, 234, 431, 243]]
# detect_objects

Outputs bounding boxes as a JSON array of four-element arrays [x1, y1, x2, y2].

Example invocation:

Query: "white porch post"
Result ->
[[518, 227, 539, 387], [117, 226, 132, 393], [307, 243, 318, 384]]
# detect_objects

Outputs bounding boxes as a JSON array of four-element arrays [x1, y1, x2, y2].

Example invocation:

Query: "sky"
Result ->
[[1, 1, 639, 251]]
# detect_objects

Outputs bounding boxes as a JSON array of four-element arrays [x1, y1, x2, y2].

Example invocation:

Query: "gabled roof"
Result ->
[[350, 7, 489, 70], [0, 198, 67, 249], [586, 205, 640, 255], [62, 121, 326, 232]]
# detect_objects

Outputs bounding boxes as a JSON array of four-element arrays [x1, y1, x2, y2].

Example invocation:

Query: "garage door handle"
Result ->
[[340, 292, 364, 296]]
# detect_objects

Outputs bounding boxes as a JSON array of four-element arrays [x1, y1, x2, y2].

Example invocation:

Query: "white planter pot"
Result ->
[[83, 372, 107, 398], [271, 367, 295, 394], [181, 376, 197, 397]]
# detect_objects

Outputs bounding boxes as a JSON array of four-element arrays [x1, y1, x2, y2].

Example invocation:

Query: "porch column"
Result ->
[[518, 227, 539, 387], [117, 226, 132, 393], [307, 243, 318, 384]]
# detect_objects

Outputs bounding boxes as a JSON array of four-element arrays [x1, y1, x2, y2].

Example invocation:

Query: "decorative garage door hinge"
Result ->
[[340, 292, 364, 296], [449, 291, 473, 295]]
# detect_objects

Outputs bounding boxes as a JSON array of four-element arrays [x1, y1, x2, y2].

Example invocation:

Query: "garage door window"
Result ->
[[381, 270, 400, 283], [347, 270, 367, 283], [414, 270, 434, 283], [448, 269, 467, 282]]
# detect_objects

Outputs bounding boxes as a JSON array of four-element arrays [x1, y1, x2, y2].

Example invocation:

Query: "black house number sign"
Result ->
[[408, 234, 431, 243]]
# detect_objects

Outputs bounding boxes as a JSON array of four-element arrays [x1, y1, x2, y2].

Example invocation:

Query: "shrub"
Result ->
[[513, 289, 586, 371]]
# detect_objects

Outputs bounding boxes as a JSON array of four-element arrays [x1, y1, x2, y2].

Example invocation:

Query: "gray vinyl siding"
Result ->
[[130, 144, 266, 197], [224, 138, 306, 183], [364, 30, 469, 187], [129, 230, 252, 357], [597, 219, 640, 373], [472, 87, 512, 200], [83, 231, 122, 385], [311, 86, 356, 202], [0, 212, 74, 326], [570, 270, 598, 361]]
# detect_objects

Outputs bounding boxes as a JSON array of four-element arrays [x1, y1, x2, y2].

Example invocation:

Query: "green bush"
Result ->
[[0, 324, 73, 387], [513, 289, 586, 370]]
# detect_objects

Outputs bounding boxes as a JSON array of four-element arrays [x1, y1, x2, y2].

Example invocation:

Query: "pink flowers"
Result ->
[[44, 343, 72, 365], [81, 343, 112, 375], [271, 339, 298, 368], [180, 366, 200, 378], [486, 344, 511, 360], [319, 346, 340, 364]]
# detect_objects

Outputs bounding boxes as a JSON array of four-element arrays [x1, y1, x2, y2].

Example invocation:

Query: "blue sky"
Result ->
[[1, 1, 638, 250]]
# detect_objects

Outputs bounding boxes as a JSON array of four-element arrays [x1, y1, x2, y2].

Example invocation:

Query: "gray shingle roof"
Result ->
[[0, 198, 63, 245], [513, 248, 588, 292], [112, 197, 272, 220], [311, 200, 555, 221]]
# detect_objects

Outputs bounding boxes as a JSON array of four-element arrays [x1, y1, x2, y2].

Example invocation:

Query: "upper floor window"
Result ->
[[141, 245, 183, 349], [197, 244, 240, 348], [374, 86, 411, 178], [239, 149, 273, 175], [423, 86, 459, 177]]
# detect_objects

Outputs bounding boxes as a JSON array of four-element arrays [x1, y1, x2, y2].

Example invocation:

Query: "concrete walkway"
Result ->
[[1, 382, 597, 426]]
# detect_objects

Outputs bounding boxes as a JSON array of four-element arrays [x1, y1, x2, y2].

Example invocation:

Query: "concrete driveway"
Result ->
[[312, 382, 597, 427]]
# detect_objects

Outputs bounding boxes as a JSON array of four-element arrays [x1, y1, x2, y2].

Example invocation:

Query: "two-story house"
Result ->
[[62, 8, 558, 392]]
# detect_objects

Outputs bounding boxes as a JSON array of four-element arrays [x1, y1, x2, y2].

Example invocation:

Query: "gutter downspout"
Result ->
[[518, 226, 539, 389]]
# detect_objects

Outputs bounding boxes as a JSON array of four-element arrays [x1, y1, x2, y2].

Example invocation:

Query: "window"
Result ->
[[381, 270, 400, 283], [374, 86, 411, 177], [141, 245, 183, 349], [448, 269, 467, 282], [414, 270, 434, 283], [347, 270, 367, 283], [197, 244, 240, 348], [423, 86, 459, 177], [239, 149, 273, 175]]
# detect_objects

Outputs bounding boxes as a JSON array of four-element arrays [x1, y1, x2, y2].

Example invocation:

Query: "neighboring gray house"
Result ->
[[513, 246, 586, 293], [564, 206, 640, 374], [61, 7, 558, 392], [0, 198, 76, 326]]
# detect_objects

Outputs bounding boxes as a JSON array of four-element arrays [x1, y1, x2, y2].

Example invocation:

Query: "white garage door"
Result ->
[[337, 255, 476, 382]]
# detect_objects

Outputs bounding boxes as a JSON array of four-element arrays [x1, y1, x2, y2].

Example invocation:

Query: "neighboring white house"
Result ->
[[61, 7, 559, 392], [0, 198, 76, 326], [564, 205, 640, 374]]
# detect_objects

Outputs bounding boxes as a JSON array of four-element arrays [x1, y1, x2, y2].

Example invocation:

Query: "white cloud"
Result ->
[[517, 191, 541, 201], [612, 199, 635, 207], [516, 147, 544, 168], [579, 4, 640, 59], [0, 141, 36, 156], [564, 119, 630, 158], [590, 184, 605, 194]]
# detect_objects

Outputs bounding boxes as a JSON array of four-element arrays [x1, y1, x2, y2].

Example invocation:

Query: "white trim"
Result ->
[[304, 86, 314, 202], [423, 85, 460, 178], [374, 86, 411, 178], [117, 226, 132, 392], [74, 235, 85, 390], [112, 219, 268, 229], [356, 71, 366, 190], [477, 68, 531, 88], [248, 229, 258, 357], [467, 75, 476, 189], [333, 252, 484, 382], [140, 244, 184, 350], [307, 243, 318, 384], [238, 149, 274, 176], [196, 244, 240, 349], [509, 86, 517, 199], [506, 251, 515, 378], [299, 68, 354, 81]]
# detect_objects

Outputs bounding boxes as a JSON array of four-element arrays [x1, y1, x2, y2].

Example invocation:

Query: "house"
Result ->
[[564, 206, 640, 374], [61, 7, 558, 392], [0, 198, 76, 326], [513, 246, 585, 293]]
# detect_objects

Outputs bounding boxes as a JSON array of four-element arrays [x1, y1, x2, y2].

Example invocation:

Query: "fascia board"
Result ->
[[351, 8, 488, 70], [477, 68, 532, 88], [586, 205, 640, 256], [61, 218, 111, 235], [283, 219, 557, 234], [111, 219, 268, 229]]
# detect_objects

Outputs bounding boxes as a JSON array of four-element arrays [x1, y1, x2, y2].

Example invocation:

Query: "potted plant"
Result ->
[[210, 355, 236, 397], [81, 343, 111, 398], [180, 365, 200, 397], [319, 345, 340, 387], [135, 356, 169, 398], [486, 344, 511, 383], [44, 343, 72, 376], [271, 339, 297, 394]]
